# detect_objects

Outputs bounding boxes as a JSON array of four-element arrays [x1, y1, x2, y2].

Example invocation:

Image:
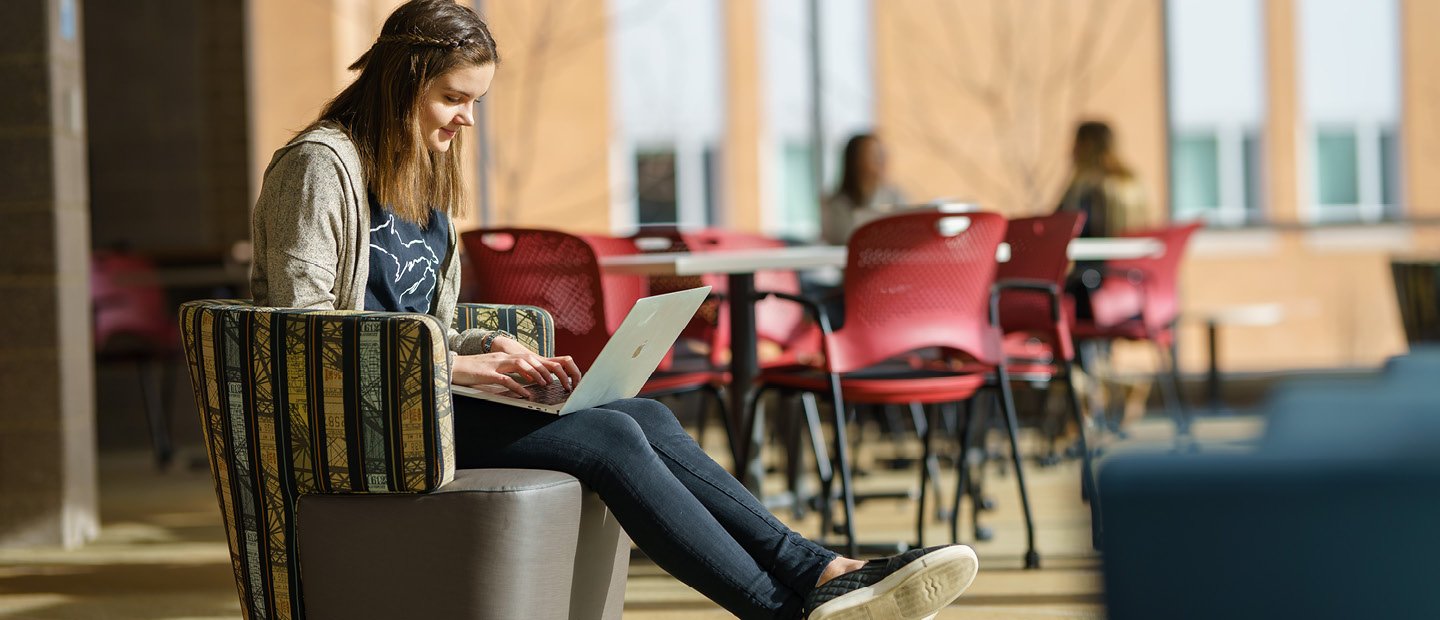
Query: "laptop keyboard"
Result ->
[[525, 381, 573, 406]]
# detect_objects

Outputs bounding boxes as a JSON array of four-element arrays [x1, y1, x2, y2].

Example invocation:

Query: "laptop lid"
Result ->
[[451, 286, 710, 414], [556, 286, 710, 414]]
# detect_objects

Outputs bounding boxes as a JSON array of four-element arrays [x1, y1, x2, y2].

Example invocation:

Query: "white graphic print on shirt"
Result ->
[[370, 213, 440, 311]]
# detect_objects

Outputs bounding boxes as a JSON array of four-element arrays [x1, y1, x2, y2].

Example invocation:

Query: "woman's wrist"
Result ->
[[489, 334, 529, 355], [478, 330, 517, 354]]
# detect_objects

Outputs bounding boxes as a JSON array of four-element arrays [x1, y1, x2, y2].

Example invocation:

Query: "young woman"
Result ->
[[819, 133, 908, 246], [250, 2, 977, 618], [1055, 120, 1153, 429]]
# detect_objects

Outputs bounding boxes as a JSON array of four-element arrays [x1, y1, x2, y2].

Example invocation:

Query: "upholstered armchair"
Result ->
[[178, 300, 629, 620]]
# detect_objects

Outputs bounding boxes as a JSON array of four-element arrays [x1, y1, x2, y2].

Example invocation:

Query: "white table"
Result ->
[[599, 237, 1165, 491], [600, 238, 1163, 276]]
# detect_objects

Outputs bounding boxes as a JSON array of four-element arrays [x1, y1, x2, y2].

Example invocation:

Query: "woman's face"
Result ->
[[418, 63, 496, 154]]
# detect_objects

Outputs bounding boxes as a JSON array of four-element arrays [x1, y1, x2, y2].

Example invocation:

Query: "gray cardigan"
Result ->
[[250, 123, 491, 354]]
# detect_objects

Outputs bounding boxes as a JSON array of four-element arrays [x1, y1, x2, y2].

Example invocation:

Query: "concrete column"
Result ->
[[0, 0, 99, 549]]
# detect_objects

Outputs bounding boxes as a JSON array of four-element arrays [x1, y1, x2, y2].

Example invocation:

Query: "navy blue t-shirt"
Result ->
[[363, 192, 450, 314]]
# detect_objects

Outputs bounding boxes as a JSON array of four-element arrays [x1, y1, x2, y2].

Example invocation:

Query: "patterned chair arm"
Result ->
[[179, 300, 455, 495], [452, 303, 556, 357]]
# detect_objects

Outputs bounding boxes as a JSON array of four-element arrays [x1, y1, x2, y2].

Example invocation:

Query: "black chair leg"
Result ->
[[1063, 360, 1102, 549], [826, 376, 859, 558], [137, 357, 174, 471], [997, 365, 1040, 569], [735, 385, 769, 482], [693, 389, 709, 449], [781, 392, 808, 520], [909, 402, 946, 517], [706, 385, 735, 467], [1153, 339, 1193, 445], [914, 403, 935, 548], [950, 398, 981, 544], [800, 391, 833, 524]]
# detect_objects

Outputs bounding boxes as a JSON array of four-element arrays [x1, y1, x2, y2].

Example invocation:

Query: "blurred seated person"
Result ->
[[1056, 120, 1153, 428], [810, 134, 908, 330], [819, 133, 908, 246]]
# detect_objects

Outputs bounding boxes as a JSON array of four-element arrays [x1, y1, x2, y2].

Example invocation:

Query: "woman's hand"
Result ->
[[490, 336, 583, 389], [453, 341, 582, 398]]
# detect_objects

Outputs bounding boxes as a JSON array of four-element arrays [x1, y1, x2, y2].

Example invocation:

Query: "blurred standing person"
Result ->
[[819, 133, 908, 246], [1056, 120, 1153, 432]]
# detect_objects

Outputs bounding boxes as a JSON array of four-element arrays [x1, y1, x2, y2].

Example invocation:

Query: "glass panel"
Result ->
[[703, 146, 719, 226], [1242, 131, 1262, 222], [1380, 126, 1400, 216], [635, 149, 678, 225], [781, 142, 817, 241], [1172, 133, 1221, 212], [1315, 129, 1359, 206]]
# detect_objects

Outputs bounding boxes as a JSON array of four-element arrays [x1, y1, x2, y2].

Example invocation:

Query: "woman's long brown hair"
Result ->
[[1070, 120, 1132, 181], [308, 0, 498, 225]]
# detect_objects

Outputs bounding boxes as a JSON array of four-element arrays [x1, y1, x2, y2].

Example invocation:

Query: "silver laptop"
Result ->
[[450, 286, 711, 415]]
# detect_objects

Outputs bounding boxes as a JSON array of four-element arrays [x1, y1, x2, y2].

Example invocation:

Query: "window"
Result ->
[[761, 0, 874, 239], [779, 143, 817, 241], [1308, 123, 1396, 223], [1172, 133, 1221, 215], [1170, 128, 1262, 226], [1299, 0, 1400, 222], [610, 0, 723, 230], [1165, 0, 1266, 226], [1314, 128, 1359, 207], [635, 149, 678, 226]]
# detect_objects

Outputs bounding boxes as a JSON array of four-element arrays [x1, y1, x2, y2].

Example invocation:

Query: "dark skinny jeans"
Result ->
[[453, 397, 836, 620]]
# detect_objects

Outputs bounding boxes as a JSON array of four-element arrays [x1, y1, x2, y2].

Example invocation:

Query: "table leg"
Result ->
[[1206, 320, 1222, 411], [727, 273, 764, 494]]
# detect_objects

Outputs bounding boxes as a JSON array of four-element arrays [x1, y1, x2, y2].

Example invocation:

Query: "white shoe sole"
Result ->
[[809, 545, 979, 620]]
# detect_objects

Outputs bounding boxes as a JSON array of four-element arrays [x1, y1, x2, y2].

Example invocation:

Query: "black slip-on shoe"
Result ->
[[803, 545, 979, 620]]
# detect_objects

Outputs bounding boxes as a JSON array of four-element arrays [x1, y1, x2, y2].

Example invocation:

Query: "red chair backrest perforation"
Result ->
[[825, 211, 1008, 373]]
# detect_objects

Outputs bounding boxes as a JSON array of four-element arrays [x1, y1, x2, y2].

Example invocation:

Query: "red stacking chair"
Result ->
[[746, 211, 1041, 567], [460, 228, 729, 440], [680, 229, 822, 368], [92, 250, 183, 469], [950, 212, 1097, 544], [1069, 221, 1204, 441], [626, 227, 725, 365]]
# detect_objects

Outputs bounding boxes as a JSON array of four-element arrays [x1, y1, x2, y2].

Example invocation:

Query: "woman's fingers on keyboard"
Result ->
[[551, 356, 582, 388]]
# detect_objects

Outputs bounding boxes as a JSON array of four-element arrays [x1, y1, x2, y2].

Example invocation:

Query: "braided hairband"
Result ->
[[374, 33, 473, 49]]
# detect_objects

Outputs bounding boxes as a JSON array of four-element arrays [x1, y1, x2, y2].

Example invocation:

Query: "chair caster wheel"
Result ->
[[1037, 453, 1062, 467], [973, 526, 994, 542], [933, 508, 952, 522], [977, 497, 996, 512], [1024, 550, 1041, 569]]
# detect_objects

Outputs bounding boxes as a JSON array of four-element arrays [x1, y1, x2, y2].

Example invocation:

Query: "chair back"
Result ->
[[92, 251, 177, 353], [681, 229, 820, 366], [994, 212, 1085, 360], [463, 228, 645, 369], [627, 227, 719, 349], [178, 300, 455, 620], [827, 211, 1008, 373], [576, 233, 650, 336], [1091, 221, 1203, 330]]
